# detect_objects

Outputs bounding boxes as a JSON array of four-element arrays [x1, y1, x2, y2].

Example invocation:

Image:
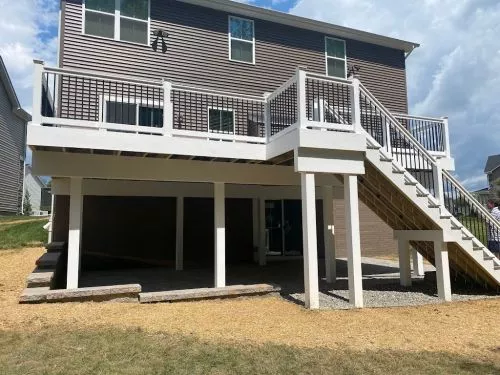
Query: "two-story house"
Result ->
[[0, 56, 31, 215], [27, 0, 499, 308]]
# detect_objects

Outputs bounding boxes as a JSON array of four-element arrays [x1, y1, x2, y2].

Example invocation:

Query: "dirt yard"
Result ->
[[1, 247, 499, 365]]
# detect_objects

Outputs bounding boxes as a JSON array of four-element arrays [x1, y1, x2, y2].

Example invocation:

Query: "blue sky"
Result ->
[[1, 0, 499, 190]]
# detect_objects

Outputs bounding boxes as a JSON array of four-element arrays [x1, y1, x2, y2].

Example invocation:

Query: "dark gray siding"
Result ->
[[0, 79, 25, 214], [62, 0, 408, 113]]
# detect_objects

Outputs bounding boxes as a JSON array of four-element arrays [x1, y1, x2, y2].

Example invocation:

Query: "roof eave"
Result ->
[[178, 0, 420, 53]]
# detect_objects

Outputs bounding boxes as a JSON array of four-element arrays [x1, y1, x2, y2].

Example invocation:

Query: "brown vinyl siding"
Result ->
[[0, 79, 25, 214], [61, 0, 408, 113]]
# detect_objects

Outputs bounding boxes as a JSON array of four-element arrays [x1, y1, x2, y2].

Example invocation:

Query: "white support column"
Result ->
[[67, 177, 83, 289], [258, 198, 267, 266], [398, 239, 412, 287], [296, 68, 308, 127], [432, 164, 444, 205], [214, 183, 226, 288], [412, 248, 425, 277], [175, 196, 184, 271], [32, 60, 44, 125], [322, 186, 336, 283], [301, 173, 319, 310], [264, 92, 272, 141], [47, 194, 55, 243], [434, 241, 452, 302], [162, 79, 173, 136], [344, 175, 363, 308]]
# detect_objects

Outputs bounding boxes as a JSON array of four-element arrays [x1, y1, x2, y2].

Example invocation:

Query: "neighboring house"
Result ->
[[0, 56, 31, 215], [24, 165, 51, 216], [484, 154, 500, 188], [26, 0, 499, 309], [472, 187, 490, 208]]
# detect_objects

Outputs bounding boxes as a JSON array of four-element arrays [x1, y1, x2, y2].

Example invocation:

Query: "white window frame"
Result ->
[[82, 0, 151, 46], [101, 95, 163, 127], [325, 36, 347, 79], [207, 106, 236, 135], [228, 16, 255, 65]]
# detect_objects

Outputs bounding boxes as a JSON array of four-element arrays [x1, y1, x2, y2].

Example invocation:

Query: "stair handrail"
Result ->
[[442, 169, 500, 227], [358, 82, 439, 165]]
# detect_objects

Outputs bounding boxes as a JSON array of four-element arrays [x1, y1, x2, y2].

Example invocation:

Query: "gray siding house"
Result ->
[[25, 0, 500, 308], [0, 56, 31, 215]]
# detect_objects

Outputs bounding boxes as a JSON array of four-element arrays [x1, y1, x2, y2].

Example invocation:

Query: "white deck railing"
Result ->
[[31, 60, 450, 154]]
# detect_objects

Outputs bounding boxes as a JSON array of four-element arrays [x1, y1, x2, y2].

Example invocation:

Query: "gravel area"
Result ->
[[80, 256, 499, 310]]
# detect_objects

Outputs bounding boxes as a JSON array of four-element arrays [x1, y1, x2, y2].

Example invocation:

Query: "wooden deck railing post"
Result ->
[[442, 116, 451, 158], [296, 68, 307, 128], [349, 77, 362, 133]]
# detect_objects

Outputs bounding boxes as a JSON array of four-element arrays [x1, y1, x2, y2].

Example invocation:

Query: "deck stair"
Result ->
[[333, 83, 500, 290]]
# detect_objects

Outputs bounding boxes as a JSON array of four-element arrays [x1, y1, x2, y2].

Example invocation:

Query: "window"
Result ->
[[229, 16, 255, 64], [325, 37, 347, 78], [84, 0, 149, 45], [105, 100, 163, 128], [208, 108, 234, 134]]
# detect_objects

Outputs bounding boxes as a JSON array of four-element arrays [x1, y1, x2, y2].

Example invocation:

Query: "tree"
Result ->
[[23, 191, 33, 216]]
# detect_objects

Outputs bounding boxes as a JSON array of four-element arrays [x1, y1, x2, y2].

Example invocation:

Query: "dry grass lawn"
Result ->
[[0, 247, 499, 373]]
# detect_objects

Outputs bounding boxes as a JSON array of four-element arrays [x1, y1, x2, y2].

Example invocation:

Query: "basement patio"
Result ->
[[79, 257, 496, 309]]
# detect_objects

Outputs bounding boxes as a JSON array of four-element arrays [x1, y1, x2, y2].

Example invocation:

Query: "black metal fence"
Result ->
[[396, 116, 446, 153], [268, 82, 297, 136], [306, 78, 352, 125]]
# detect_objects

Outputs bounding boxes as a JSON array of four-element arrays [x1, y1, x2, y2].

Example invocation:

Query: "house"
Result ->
[[26, 0, 499, 308], [0, 56, 31, 215], [484, 154, 500, 188], [23, 165, 51, 216]]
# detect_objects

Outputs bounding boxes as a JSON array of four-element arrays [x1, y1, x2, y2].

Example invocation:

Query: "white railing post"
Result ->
[[32, 60, 45, 125], [162, 79, 173, 136], [296, 68, 307, 128], [349, 78, 362, 133], [442, 117, 451, 158], [264, 92, 272, 141], [432, 164, 444, 206]]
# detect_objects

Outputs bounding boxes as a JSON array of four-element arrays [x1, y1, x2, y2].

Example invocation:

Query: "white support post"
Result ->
[[349, 78, 362, 133], [67, 177, 83, 289], [296, 68, 308, 127], [175, 197, 184, 271], [48, 194, 55, 243], [434, 241, 452, 301], [322, 186, 336, 283], [32, 60, 45, 125], [344, 175, 363, 308], [162, 79, 173, 136], [398, 239, 412, 287], [214, 183, 226, 288], [412, 248, 425, 277], [301, 173, 319, 309], [432, 164, 444, 206], [258, 198, 267, 266], [442, 117, 451, 159]]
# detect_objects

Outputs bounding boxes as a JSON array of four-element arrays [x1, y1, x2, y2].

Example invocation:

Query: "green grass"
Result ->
[[0, 329, 498, 375], [0, 220, 47, 249]]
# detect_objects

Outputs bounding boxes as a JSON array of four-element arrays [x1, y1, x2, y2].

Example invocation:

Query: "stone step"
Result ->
[[19, 284, 141, 304], [27, 268, 55, 288], [36, 252, 61, 269], [46, 242, 67, 253], [139, 284, 281, 304]]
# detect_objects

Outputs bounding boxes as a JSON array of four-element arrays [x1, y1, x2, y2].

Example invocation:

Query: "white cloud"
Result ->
[[291, 0, 499, 190], [0, 0, 59, 110]]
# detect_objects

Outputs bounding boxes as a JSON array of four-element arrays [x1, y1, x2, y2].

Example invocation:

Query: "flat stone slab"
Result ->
[[139, 284, 281, 304], [19, 287, 51, 303], [27, 268, 55, 288], [46, 242, 67, 253], [19, 284, 141, 304], [36, 252, 61, 269]]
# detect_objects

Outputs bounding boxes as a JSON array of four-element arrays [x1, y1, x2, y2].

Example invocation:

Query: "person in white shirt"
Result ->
[[487, 199, 500, 256]]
